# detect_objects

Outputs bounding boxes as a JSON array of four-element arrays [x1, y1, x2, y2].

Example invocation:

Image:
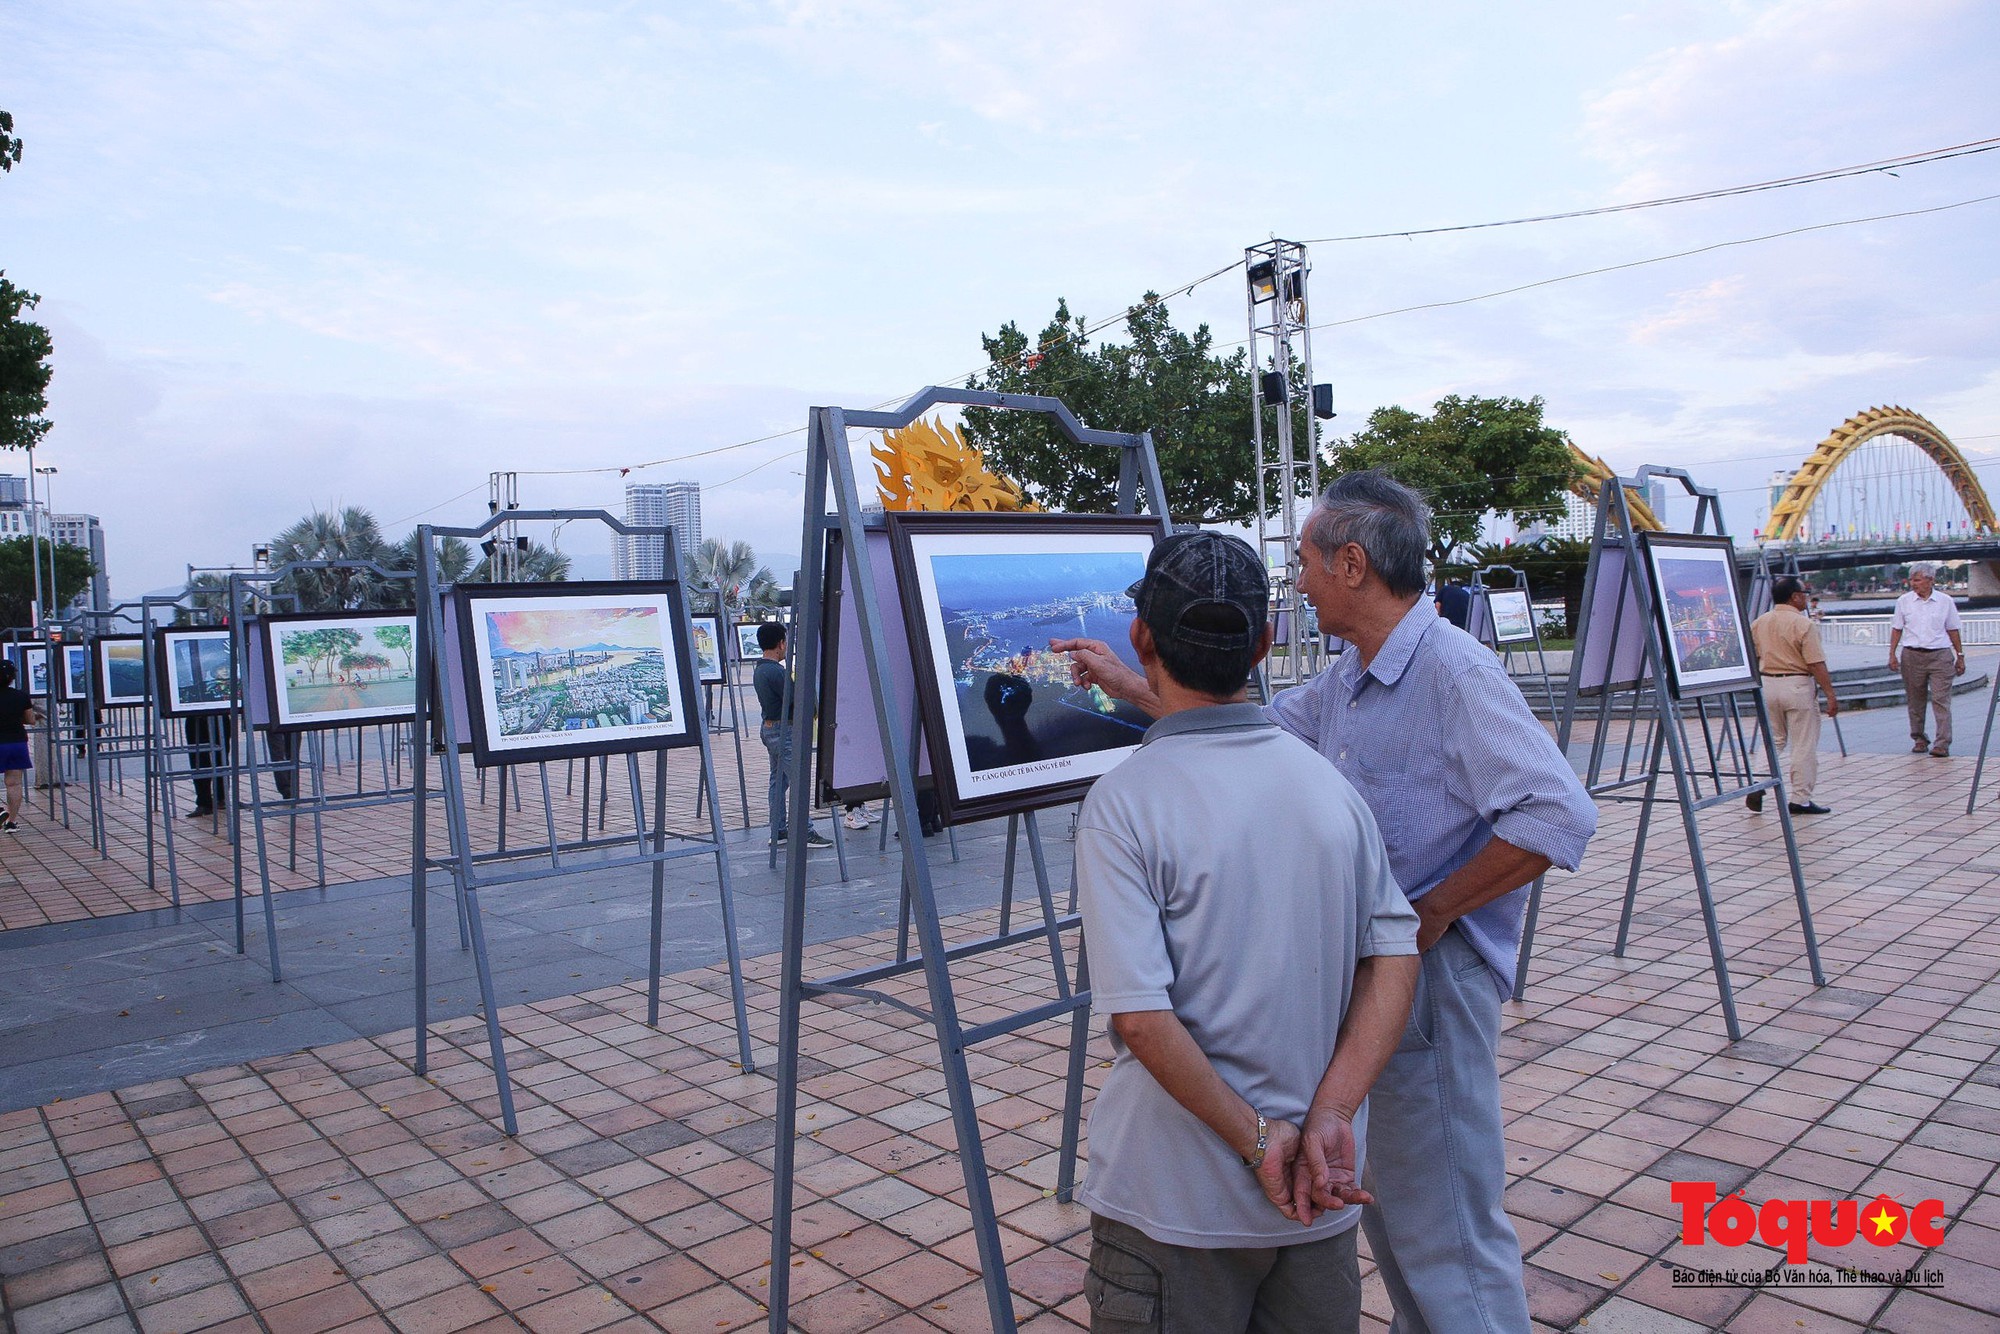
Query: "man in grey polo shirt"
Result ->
[[1075, 531, 1419, 1333]]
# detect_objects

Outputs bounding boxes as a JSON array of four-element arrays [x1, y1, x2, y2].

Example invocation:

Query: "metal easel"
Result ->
[[408, 509, 754, 1135], [1513, 467, 1826, 1040], [768, 386, 1168, 1333]]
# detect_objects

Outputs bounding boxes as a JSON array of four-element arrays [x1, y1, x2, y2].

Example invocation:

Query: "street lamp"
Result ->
[[34, 466, 56, 619]]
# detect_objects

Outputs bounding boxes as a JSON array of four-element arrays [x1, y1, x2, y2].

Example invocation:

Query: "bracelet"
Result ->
[[1244, 1111, 1269, 1170]]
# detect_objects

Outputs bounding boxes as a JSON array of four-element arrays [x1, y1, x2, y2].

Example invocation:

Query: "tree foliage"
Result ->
[[961, 296, 1313, 525], [0, 274, 53, 455], [1329, 395, 1582, 564], [688, 538, 774, 615], [0, 110, 20, 172], [0, 537, 94, 628], [268, 507, 564, 610]]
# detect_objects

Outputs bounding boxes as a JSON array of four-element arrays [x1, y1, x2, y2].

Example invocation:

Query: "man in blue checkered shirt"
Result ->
[[1057, 472, 1597, 1333]]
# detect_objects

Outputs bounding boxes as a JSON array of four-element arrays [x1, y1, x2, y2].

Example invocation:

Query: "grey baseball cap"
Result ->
[[1127, 531, 1269, 651]]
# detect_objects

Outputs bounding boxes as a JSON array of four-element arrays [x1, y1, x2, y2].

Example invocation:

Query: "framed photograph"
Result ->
[[734, 621, 767, 662], [888, 512, 1166, 825], [815, 526, 932, 805], [1638, 532, 1755, 698], [155, 628, 238, 717], [455, 580, 701, 766], [1487, 587, 1537, 644], [60, 644, 90, 703], [11, 644, 51, 698], [95, 635, 150, 707], [688, 614, 726, 685], [260, 611, 419, 731]]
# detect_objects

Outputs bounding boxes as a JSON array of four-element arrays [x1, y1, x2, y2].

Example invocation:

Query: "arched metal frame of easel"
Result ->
[[1513, 466, 1827, 1041], [408, 508, 754, 1136], [219, 562, 424, 982], [767, 386, 1169, 1334], [1466, 564, 1558, 716]]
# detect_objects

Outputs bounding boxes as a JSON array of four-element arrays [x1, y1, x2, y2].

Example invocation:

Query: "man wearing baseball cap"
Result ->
[[1073, 530, 1418, 1333]]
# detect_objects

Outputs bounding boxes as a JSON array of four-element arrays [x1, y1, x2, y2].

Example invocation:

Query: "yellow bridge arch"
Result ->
[[1766, 405, 1995, 541]]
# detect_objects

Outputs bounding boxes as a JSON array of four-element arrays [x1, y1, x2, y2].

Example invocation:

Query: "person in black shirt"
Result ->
[[0, 660, 42, 832], [753, 623, 829, 848]]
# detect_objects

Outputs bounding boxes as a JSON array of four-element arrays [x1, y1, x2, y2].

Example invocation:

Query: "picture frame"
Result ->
[[734, 621, 767, 663], [688, 614, 726, 685], [60, 644, 91, 703], [94, 634, 150, 707], [454, 580, 702, 767], [259, 610, 419, 732], [887, 511, 1166, 826], [814, 526, 932, 805], [12, 644, 51, 699], [1487, 587, 1537, 645], [1638, 532, 1756, 699], [155, 627, 239, 717]]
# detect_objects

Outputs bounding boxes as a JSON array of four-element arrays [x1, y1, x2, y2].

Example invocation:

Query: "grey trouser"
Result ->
[[1086, 1214, 1361, 1334], [1900, 647, 1954, 748], [1360, 927, 1530, 1334], [1764, 675, 1821, 803]]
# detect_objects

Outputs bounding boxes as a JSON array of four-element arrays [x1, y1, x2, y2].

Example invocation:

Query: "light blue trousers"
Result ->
[[1360, 927, 1531, 1334]]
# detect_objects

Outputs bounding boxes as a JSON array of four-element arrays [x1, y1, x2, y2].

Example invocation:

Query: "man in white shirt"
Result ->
[[1887, 564, 1965, 757]]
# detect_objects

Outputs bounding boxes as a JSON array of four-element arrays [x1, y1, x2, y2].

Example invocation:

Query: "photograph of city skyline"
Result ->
[[465, 591, 693, 763], [895, 517, 1164, 822]]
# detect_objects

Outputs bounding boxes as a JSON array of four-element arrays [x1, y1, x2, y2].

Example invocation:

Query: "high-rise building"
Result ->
[[614, 481, 701, 580], [51, 514, 110, 610]]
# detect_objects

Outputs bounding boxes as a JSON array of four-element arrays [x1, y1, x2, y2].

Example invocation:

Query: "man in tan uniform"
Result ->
[[1747, 578, 1839, 815]]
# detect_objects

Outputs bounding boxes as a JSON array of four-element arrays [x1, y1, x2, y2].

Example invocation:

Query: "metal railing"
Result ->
[[1821, 613, 2000, 646]]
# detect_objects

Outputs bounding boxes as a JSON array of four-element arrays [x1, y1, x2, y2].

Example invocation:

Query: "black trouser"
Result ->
[[184, 714, 236, 810]]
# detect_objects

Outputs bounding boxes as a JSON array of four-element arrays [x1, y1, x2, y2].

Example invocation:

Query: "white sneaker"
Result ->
[[842, 809, 869, 831]]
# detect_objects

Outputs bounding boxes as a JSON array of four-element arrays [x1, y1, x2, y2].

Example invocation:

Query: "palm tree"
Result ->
[[518, 541, 570, 583], [384, 530, 477, 585], [689, 539, 771, 616], [268, 506, 393, 610]]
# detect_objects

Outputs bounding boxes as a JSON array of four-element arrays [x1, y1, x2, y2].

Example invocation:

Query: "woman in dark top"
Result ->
[[0, 659, 40, 832]]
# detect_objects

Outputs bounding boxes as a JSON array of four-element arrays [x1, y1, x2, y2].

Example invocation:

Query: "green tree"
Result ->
[[384, 530, 475, 586], [0, 111, 21, 172], [1329, 395, 1582, 565], [376, 622, 413, 673], [269, 507, 393, 610], [0, 537, 93, 627], [961, 296, 1313, 524], [517, 541, 570, 583], [689, 539, 771, 616], [0, 274, 53, 455]]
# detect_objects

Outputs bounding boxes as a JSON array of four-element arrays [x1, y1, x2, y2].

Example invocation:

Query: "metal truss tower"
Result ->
[[487, 471, 522, 581], [1245, 238, 1325, 684]]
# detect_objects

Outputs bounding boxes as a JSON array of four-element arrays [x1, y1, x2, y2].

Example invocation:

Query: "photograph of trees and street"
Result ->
[[274, 617, 417, 725], [480, 602, 678, 744]]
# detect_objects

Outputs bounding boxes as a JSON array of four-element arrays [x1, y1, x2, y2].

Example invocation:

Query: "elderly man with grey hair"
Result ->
[[1887, 562, 1965, 756], [1056, 471, 1597, 1333]]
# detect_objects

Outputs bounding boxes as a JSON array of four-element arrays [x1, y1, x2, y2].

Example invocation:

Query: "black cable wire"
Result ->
[[1299, 136, 2000, 243]]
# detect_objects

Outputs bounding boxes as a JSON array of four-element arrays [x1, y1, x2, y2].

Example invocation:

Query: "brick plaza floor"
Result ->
[[1, 743, 1997, 1331]]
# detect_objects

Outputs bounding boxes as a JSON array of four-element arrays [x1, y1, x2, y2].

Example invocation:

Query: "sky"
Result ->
[[3, 0, 1998, 599]]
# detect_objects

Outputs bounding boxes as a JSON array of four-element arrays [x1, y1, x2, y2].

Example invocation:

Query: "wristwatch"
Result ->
[[1244, 1111, 1269, 1170]]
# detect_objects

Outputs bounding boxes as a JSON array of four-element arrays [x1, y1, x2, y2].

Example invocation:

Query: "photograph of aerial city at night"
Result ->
[[926, 549, 1152, 774], [1654, 556, 1749, 674], [481, 603, 680, 745]]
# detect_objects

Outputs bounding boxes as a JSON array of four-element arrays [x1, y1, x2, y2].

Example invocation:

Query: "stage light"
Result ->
[[1312, 384, 1336, 420], [1247, 260, 1277, 303], [1260, 370, 1288, 404], [480, 539, 498, 560]]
